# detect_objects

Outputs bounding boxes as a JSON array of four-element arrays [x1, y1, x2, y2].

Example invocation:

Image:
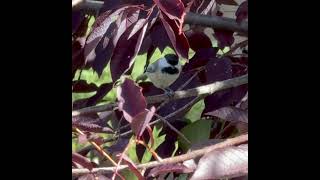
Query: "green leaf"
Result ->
[[126, 137, 140, 163], [121, 169, 138, 180], [184, 100, 205, 123], [178, 120, 212, 151], [141, 125, 166, 163]]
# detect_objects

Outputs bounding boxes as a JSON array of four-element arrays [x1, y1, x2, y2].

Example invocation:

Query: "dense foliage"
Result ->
[[72, 0, 248, 179]]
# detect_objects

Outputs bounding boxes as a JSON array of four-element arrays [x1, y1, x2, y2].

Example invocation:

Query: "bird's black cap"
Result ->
[[164, 54, 179, 66]]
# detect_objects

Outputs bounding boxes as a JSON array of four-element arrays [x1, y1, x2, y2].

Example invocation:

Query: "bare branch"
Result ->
[[72, 133, 248, 177], [72, 74, 248, 116]]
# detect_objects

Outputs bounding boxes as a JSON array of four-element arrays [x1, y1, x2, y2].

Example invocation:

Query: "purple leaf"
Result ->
[[72, 152, 93, 171], [159, 12, 190, 60], [205, 106, 248, 123], [187, 0, 217, 15], [187, 32, 212, 51], [148, 163, 194, 177], [72, 82, 113, 109], [200, 57, 246, 115], [117, 78, 147, 122], [72, 80, 99, 93], [190, 144, 248, 180], [214, 29, 235, 49], [110, 13, 149, 81], [107, 138, 130, 153], [85, 83, 113, 106], [182, 47, 218, 73], [131, 106, 156, 138], [153, 0, 186, 22], [84, 7, 132, 76], [216, 0, 238, 5], [72, 10, 85, 34], [150, 22, 172, 52], [236, 1, 248, 23], [116, 153, 145, 180], [229, 56, 248, 77]]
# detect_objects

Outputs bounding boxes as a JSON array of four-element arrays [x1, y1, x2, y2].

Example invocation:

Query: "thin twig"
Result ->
[[156, 68, 203, 111], [154, 113, 191, 145], [222, 40, 248, 57], [147, 74, 248, 104], [72, 74, 248, 116], [72, 133, 248, 176], [77, 95, 203, 155], [74, 128, 118, 166]]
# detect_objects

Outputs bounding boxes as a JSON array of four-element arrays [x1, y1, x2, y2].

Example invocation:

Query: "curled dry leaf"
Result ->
[[190, 144, 248, 180]]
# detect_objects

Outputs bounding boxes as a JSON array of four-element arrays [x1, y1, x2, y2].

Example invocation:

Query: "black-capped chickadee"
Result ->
[[137, 54, 182, 96]]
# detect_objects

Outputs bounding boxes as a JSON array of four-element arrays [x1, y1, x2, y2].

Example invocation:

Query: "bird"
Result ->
[[137, 54, 182, 97]]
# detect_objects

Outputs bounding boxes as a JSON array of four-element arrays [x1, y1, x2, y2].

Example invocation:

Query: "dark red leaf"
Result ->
[[187, 0, 217, 15], [200, 57, 248, 115], [117, 78, 147, 122], [85, 7, 136, 76], [139, 81, 164, 96], [159, 13, 189, 60], [205, 106, 248, 123], [99, 0, 154, 14], [190, 144, 248, 180], [72, 152, 93, 170], [131, 106, 156, 138], [116, 153, 145, 180], [153, 0, 186, 22], [72, 10, 85, 34], [72, 80, 99, 93], [148, 163, 194, 177], [182, 47, 218, 73], [150, 22, 172, 52], [85, 83, 113, 106], [187, 32, 212, 51], [214, 29, 235, 49], [110, 10, 149, 81], [72, 83, 113, 109], [107, 138, 130, 153], [236, 1, 248, 23], [202, 57, 232, 85]]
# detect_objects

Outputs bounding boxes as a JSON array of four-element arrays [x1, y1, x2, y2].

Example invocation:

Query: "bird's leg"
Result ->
[[164, 87, 174, 100]]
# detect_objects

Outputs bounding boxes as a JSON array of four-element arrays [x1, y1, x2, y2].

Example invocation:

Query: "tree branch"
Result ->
[[72, 1, 248, 34], [72, 74, 248, 116], [72, 133, 248, 177]]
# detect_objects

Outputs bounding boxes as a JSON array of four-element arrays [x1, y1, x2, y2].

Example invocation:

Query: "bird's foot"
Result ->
[[164, 88, 174, 100]]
